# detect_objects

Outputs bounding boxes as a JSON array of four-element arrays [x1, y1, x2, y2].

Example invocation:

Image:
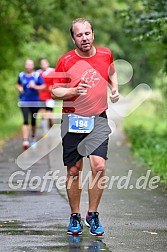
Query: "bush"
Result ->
[[0, 70, 19, 119], [123, 97, 167, 184]]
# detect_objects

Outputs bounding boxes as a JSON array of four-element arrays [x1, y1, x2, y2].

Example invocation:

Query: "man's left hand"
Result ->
[[110, 88, 119, 103]]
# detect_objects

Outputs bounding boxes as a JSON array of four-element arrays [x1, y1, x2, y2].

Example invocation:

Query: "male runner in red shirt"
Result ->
[[38, 58, 55, 135], [51, 18, 119, 236]]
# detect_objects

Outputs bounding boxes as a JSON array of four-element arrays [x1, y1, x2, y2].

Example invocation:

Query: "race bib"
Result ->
[[68, 114, 95, 133]]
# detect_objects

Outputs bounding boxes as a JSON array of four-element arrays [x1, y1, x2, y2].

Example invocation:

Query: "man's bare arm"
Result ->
[[108, 72, 120, 103], [16, 83, 23, 93], [51, 81, 91, 100], [51, 87, 78, 100]]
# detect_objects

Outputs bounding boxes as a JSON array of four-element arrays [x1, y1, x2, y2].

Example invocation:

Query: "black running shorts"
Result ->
[[61, 111, 111, 166]]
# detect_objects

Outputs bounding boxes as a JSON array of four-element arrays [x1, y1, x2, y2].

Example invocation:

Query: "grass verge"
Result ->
[[123, 97, 167, 184], [0, 112, 22, 147]]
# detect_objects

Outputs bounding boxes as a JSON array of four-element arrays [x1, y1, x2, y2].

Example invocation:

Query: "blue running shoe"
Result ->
[[30, 137, 37, 148], [67, 213, 83, 235], [85, 212, 105, 236]]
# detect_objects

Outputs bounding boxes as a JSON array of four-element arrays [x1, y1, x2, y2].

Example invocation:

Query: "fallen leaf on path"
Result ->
[[143, 230, 158, 235]]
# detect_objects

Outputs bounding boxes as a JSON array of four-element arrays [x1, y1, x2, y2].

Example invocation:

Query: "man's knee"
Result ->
[[93, 163, 105, 173], [67, 159, 83, 177], [67, 165, 80, 177], [91, 158, 106, 173]]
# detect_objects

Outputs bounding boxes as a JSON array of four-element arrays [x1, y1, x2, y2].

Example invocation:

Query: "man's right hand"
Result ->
[[51, 79, 91, 100], [75, 79, 91, 96]]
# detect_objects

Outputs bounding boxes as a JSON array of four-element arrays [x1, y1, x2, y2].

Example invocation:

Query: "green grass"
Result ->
[[53, 100, 63, 113], [123, 98, 167, 184], [0, 112, 22, 144]]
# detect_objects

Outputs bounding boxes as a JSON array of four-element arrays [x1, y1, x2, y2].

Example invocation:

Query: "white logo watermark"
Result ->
[[8, 169, 160, 192]]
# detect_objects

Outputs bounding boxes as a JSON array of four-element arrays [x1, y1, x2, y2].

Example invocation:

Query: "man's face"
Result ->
[[72, 21, 94, 52], [40, 59, 49, 71], [25, 60, 34, 73]]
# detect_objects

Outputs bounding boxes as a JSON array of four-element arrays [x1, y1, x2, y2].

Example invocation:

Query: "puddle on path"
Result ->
[[0, 220, 112, 252], [0, 190, 47, 196]]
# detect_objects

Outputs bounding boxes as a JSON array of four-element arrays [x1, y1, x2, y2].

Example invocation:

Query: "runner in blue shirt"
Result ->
[[16, 59, 46, 149]]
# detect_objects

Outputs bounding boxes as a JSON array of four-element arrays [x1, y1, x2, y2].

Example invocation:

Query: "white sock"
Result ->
[[41, 119, 48, 134]]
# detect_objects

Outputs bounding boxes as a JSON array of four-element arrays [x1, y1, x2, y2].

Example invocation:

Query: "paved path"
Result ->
[[0, 105, 167, 252]]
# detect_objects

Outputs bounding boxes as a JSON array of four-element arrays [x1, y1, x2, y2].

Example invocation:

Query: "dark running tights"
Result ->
[[21, 107, 39, 126]]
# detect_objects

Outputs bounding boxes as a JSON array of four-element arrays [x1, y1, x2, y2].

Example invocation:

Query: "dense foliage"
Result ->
[[1, 0, 166, 119], [121, 0, 167, 184], [124, 99, 167, 183], [120, 0, 167, 96]]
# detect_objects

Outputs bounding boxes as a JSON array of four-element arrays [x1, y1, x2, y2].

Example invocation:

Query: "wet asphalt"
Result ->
[[0, 105, 167, 252]]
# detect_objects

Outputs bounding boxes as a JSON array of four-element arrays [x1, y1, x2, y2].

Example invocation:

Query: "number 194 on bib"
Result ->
[[68, 114, 95, 133]]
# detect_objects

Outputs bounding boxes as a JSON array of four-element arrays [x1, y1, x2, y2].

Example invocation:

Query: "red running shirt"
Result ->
[[53, 46, 115, 116], [38, 68, 54, 101]]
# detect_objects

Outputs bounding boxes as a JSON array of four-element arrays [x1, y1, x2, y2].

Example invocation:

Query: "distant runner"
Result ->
[[16, 59, 45, 149], [38, 58, 55, 136]]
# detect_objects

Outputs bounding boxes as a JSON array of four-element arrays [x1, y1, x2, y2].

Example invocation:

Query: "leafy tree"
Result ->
[[119, 0, 167, 104], [121, 0, 167, 42], [1, 0, 165, 119], [0, 0, 68, 119]]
